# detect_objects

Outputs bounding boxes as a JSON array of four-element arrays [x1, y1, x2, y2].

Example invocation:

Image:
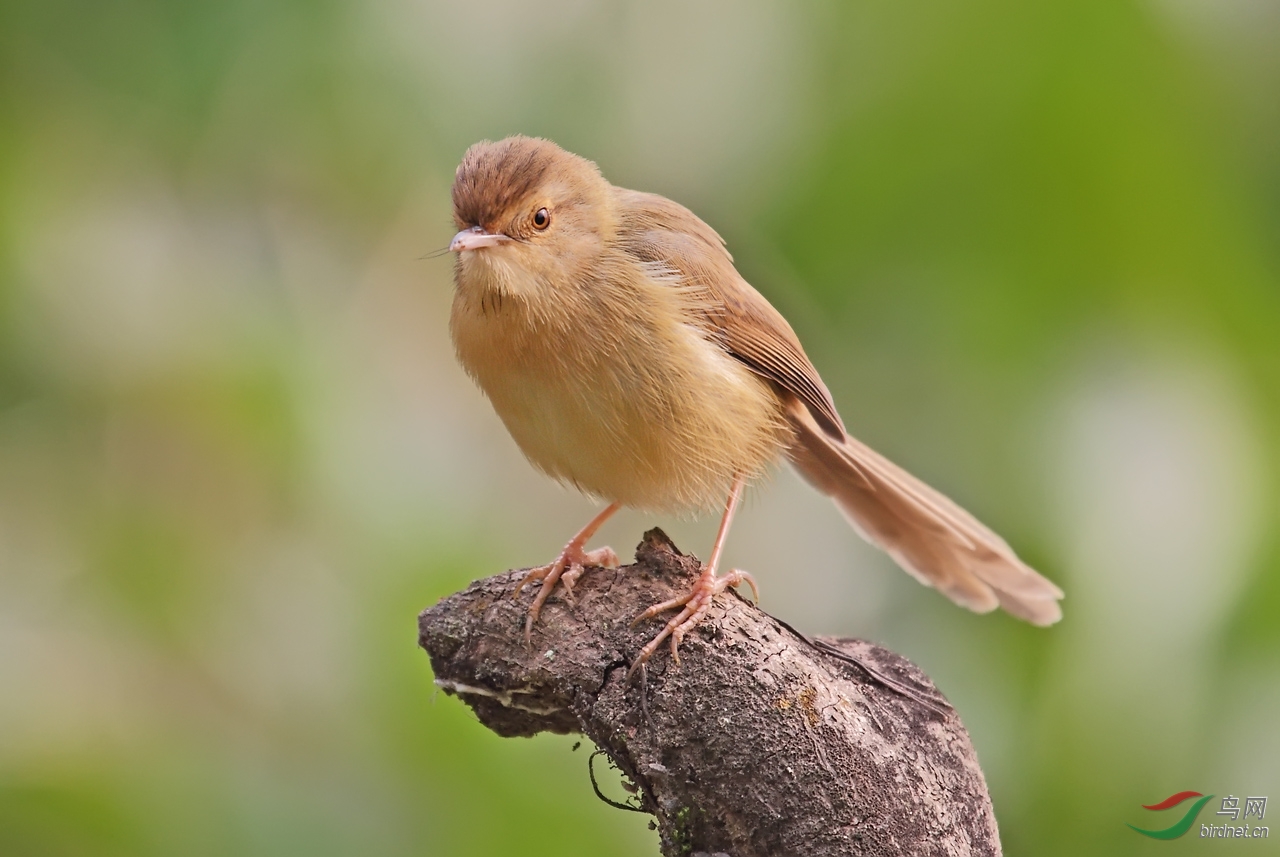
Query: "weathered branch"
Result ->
[[419, 529, 1001, 857]]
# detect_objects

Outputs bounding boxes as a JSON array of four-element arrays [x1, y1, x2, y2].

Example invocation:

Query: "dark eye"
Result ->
[[532, 207, 550, 230]]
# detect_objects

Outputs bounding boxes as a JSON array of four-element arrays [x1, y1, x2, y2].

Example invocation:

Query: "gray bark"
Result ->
[[419, 529, 1002, 856]]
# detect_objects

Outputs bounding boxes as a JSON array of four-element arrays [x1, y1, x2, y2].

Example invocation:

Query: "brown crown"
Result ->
[[451, 136, 600, 233]]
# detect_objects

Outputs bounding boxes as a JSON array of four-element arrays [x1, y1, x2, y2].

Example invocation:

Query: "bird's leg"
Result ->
[[515, 502, 621, 643], [629, 476, 758, 678]]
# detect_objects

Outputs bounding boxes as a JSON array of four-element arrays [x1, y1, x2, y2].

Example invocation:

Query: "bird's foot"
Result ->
[[515, 542, 619, 644], [628, 565, 758, 679]]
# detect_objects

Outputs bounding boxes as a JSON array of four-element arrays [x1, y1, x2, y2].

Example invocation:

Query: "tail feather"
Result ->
[[784, 396, 1063, 626]]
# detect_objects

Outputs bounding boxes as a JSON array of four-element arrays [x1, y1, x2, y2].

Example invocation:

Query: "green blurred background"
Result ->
[[2, 1, 1278, 854]]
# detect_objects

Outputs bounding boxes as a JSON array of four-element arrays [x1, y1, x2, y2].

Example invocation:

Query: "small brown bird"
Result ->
[[448, 136, 1063, 669]]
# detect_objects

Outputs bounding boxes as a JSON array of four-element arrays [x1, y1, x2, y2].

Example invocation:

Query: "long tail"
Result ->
[[784, 396, 1063, 625]]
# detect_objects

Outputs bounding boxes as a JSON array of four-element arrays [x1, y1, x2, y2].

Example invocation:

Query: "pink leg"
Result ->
[[629, 476, 758, 678], [516, 503, 621, 643]]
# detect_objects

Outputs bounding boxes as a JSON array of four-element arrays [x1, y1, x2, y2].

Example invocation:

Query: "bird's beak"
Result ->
[[450, 226, 513, 252]]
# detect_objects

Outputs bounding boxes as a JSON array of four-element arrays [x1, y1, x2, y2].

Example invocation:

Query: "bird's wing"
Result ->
[[612, 189, 1064, 625], [614, 189, 845, 438]]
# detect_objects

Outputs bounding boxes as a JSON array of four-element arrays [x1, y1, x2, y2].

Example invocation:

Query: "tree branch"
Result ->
[[419, 529, 1001, 857]]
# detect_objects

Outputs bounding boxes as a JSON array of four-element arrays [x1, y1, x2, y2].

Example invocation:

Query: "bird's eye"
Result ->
[[532, 208, 550, 230]]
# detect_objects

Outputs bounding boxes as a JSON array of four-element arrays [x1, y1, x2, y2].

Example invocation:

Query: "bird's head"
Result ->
[[450, 136, 615, 298]]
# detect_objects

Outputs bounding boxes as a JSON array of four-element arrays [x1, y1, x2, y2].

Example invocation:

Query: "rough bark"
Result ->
[[419, 529, 1001, 857]]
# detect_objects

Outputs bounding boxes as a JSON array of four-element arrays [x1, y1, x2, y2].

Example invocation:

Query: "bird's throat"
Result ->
[[454, 251, 524, 317]]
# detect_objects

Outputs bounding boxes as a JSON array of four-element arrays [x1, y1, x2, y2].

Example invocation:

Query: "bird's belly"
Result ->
[[452, 301, 789, 513]]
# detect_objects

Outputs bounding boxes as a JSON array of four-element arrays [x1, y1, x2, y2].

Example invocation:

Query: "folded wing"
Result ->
[[614, 185, 1063, 624]]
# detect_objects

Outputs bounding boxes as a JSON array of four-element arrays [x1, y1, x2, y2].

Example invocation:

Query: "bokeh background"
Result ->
[[2, 1, 1278, 854]]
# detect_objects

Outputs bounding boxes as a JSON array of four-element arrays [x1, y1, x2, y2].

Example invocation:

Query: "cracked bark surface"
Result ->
[[419, 529, 1001, 857]]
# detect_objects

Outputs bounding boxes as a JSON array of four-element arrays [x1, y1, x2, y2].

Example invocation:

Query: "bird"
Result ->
[[446, 135, 1063, 671]]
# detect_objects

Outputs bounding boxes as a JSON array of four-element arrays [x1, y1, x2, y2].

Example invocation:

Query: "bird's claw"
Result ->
[[627, 567, 757, 680], [516, 543, 619, 645]]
